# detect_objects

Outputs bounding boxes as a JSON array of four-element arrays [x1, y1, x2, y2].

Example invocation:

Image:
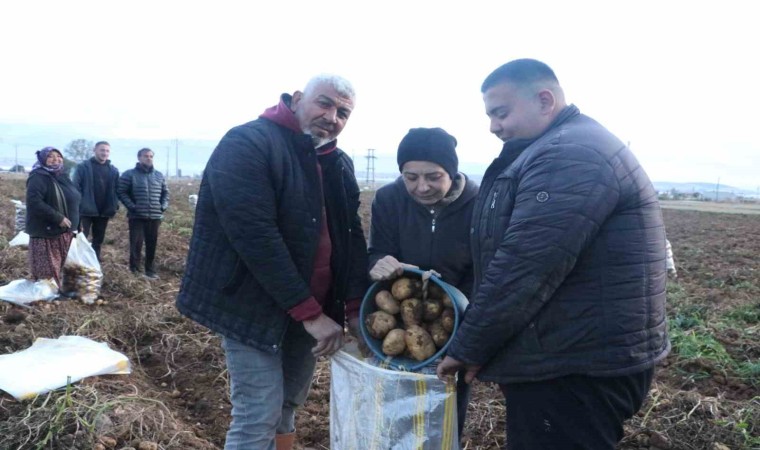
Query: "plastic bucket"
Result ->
[[359, 267, 469, 371]]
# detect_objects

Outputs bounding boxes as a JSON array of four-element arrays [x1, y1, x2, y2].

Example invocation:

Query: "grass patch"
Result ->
[[720, 397, 760, 448], [669, 327, 733, 366], [737, 361, 760, 380], [666, 282, 689, 305], [725, 303, 760, 324], [669, 301, 707, 332]]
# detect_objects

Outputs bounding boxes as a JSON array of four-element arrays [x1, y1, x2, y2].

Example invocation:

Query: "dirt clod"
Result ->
[[2, 308, 26, 324]]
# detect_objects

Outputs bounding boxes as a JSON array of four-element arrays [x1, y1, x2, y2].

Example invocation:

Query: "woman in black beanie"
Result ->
[[360, 127, 479, 443]]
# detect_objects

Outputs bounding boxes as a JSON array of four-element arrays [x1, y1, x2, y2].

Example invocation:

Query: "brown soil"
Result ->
[[0, 174, 757, 449]]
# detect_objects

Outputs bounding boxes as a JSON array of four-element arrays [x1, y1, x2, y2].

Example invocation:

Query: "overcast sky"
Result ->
[[1, 1, 758, 189]]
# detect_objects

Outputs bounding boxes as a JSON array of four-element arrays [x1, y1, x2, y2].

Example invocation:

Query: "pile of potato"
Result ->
[[61, 263, 102, 304], [364, 276, 456, 362]]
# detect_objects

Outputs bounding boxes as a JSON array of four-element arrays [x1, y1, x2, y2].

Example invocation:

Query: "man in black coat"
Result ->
[[437, 59, 670, 450], [176, 74, 368, 450], [71, 141, 120, 262], [116, 148, 169, 279]]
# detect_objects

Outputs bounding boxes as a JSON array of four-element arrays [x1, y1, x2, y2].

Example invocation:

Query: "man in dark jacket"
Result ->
[[437, 59, 670, 449], [71, 141, 119, 261], [366, 127, 478, 442], [176, 74, 368, 450], [116, 148, 169, 279]]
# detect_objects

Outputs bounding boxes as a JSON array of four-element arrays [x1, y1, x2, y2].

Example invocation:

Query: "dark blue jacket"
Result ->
[[25, 169, 81, 238], [71, 158, 120, 217], [175, 118, 369, 354], [369, 175, 478, 296], [447, 105, 670, 383], [117, 164, 169, 220]]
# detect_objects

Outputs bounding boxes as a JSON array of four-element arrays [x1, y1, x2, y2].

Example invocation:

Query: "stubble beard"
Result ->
[[303, 125, 334, 149]]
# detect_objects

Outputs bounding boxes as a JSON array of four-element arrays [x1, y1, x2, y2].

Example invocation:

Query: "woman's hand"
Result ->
[[369, 256, 418, 281], [59, 217, 72, 228]]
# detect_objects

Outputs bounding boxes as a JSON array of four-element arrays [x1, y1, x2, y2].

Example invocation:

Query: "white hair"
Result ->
[[303, 73, 356, 102]]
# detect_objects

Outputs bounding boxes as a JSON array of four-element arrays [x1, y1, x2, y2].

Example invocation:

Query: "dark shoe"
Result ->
[[130, 268, 140, 275], [144, 272, 159, 280]]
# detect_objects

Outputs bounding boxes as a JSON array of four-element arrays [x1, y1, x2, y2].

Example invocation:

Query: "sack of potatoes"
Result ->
[[360, 268, 468, 371], [61, 263, 103, 304]]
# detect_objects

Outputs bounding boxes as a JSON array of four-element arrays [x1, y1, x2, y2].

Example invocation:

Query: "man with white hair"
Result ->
[[177, 74, 368, 450]]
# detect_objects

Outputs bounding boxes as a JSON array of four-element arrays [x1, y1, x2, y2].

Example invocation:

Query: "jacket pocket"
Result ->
[[221, 257, 247, 295], [485, 174, 516, 239]]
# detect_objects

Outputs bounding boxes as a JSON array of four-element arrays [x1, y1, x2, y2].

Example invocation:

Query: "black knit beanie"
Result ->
[[397, 127, 458, 179]]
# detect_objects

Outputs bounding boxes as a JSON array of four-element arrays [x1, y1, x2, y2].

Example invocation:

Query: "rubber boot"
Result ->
[[275, 432, 296, 450]]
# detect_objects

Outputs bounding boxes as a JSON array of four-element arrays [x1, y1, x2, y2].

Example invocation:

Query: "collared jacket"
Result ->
[[368, 175, 479, 296], [175, 117, 369, 354], [117, 164, 169, 220], [25, 168, 81, 238], [447, 105, 670, 383], [71, 158, 120, 217]]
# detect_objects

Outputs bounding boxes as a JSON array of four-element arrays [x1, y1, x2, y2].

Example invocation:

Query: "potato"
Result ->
[[428, 283, 445, 299], [391, 277, 421, 300], [375, 290, 400, 315], [422, 298, 443, 322], [404, 325, 437, 361], [382, 329, 406, 356], [365, 311, 397, 339], [428, 320, 451, 348], [441, 293, 453, 309], [441, 308, 455, 333], [399, 298, 423, 327]]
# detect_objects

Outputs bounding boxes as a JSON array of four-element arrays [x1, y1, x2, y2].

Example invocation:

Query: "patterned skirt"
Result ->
[[29, 232, 74, 288]]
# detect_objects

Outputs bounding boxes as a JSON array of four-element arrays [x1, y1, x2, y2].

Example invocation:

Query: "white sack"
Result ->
[[9, 231, 29, 247], [11, 199, 26, 234], [330, 350, 459, 450], [62, 233, 103, 304], [0, 279, 58, 306], [0, 335, 131, 400]]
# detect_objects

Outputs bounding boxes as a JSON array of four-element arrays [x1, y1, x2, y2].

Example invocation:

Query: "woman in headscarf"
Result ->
[[25, 146, 81, 290]]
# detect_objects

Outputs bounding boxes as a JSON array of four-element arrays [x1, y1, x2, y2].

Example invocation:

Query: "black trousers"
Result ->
[[128, 218, 161, 273], [499, 368, 654, 450], [456, 370, 471, 439], [80, 216, 109, 261]]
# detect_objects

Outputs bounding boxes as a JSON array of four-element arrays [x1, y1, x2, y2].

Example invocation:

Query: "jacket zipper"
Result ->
[[486, 190, 499, 238]]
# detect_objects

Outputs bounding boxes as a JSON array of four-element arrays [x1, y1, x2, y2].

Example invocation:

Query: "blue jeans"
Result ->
[[222, 325, 317, 450]]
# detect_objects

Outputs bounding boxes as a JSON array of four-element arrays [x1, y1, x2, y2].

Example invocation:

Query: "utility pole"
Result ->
[[173, 138, 180, 178], [166, 146, 171, 178], [15, 144, 19, 168], [715, 177, 720, 202], [365, 148, 376, 188]]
